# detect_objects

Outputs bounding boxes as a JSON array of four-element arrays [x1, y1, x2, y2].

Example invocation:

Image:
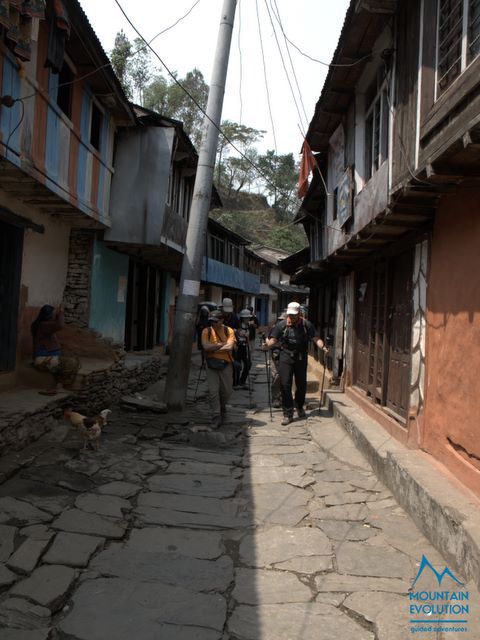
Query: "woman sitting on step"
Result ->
[[31, 304, 79, 395]]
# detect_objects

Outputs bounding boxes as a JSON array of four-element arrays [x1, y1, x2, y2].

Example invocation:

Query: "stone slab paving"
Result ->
[[42, 532, 104, 567], [0, 351, 479, 638], [0, 525, 15, 561]]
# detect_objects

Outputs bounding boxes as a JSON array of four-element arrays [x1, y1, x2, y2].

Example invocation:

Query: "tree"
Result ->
[[216, 120, 265, 189], [222, 149, 259, 196], [165, 69, 209, 146], [143, 74, 169, 114], [129, 37, 152, 105], [257, 151, 299, 221], [143, 68, 208, 146], [110, 30, 133, 98]]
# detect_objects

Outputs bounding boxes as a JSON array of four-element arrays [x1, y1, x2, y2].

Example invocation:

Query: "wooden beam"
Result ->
[[0, 206, 44, 233]]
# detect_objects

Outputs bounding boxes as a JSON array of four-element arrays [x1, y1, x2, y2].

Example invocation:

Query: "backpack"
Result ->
[[280, 319, 309, 351]]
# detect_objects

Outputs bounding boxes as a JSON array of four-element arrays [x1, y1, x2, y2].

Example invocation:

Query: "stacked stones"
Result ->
[[73, 354, 166, 414], [63, 230, 94, 328], [0, 400, 63, 460], [0, 355, 166, 455]]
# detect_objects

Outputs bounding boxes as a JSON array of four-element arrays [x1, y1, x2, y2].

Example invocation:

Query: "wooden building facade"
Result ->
[[0, 0, 133, 387], [288, 0, 480, 495]]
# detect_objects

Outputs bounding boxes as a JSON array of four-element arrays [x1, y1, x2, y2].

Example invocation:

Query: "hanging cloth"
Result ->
[[298, 139, 317, 199], [44, 0, 70, 73]]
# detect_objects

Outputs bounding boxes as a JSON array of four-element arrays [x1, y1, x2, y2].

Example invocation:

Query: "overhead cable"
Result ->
[[255, 0, 278, 153]]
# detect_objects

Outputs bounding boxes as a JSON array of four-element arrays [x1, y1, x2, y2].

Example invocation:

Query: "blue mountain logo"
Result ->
[[412, 555, 464, 588]]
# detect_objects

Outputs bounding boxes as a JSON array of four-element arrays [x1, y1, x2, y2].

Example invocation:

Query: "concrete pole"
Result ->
[[165, 0, 237, 410]]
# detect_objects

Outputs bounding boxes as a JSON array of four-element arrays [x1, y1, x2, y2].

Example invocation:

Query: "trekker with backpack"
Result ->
[[264, 301, 327, 425], [234, 309, 253, 389], [201, 310, 237, 429]]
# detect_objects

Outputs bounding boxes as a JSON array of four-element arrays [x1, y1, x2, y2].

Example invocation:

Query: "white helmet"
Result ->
[[239, 308, 252, 319]]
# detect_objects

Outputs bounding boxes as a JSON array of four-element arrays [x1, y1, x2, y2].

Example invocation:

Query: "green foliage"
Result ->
[[129, 37, 152, 104], [216, 120, 265, 194], [210, 191, 307, 254], [143, 74, 169, 114], [110, 30, 132, 98], [144, 68, 208, 147], [257, 150, 299, 222]]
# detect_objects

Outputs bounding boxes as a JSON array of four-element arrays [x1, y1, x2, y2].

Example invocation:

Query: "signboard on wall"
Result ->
[[337, 167, 353, 228]]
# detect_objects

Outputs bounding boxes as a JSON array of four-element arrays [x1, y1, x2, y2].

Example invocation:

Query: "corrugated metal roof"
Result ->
[[306, 0, 397, 152]]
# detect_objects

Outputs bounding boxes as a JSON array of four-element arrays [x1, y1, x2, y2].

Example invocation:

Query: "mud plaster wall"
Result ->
[[423, 191, 480, 495]]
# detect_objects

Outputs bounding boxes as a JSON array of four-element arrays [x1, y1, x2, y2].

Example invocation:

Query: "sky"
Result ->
[[79, 0, 350, 157]]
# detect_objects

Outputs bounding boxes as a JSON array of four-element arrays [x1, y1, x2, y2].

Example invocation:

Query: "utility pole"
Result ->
[[165, 0, 237, 410]]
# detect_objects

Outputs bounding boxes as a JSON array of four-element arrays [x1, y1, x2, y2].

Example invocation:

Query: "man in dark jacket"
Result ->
[[265, 301, 326, 425]]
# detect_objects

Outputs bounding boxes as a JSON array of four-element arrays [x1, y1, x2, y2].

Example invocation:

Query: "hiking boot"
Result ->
[[296, 407, 306, 419], [273, 399, 281, 409], [281, 414, 293, 426]]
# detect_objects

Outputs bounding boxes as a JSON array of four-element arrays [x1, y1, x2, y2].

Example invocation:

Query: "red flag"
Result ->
[[298, 139, 316, 198]]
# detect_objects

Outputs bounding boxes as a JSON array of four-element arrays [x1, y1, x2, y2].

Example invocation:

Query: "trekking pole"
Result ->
[[319, 360, 326, 413], [246, 340, 254, 409], [319, 345, 330, 414], [263, 346, 273, 421], [194, 358, 206, 401]]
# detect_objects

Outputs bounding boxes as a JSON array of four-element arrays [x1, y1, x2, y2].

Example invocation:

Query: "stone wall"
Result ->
[[0, 354, 166, 456], [63, 229, 94, 327], [73, 354, 166, 414]]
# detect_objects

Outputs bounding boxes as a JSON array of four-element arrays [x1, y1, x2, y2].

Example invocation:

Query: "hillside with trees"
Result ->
[[110, 31, 308, 253]]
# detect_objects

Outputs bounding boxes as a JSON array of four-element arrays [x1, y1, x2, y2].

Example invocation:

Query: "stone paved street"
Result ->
[[0, 350, 479, 639]]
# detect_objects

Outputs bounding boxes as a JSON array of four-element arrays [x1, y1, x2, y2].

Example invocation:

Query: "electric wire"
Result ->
[[113, 0, 293, 204], [237, 0, 243, 124], [272, 22, 375, 69], [132, 0, 202, 58], [263, 0, 307, 137], [255, 0, 278, 153], [269, 0, 309, 129], [5, 99, 25, 158], [17, 0, 202, 102], [111, 0, 347, 235]]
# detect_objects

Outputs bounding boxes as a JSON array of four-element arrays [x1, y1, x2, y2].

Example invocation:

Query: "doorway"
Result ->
[[0, 220, 23, 371]]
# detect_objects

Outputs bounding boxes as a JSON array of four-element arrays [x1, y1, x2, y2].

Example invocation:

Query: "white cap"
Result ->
[[222, 297, 234, 312], [286, 302, 300, 315]]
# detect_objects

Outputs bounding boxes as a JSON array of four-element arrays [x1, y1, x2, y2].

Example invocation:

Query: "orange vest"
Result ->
[[201, 325, 236, 362]]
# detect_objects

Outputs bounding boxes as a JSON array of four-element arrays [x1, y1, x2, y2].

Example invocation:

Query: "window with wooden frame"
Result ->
[[226, 241, 240, 267], [89, 100, 103, 151], [181, 177, 193, 221], [208, 234, 224, 262], [309, 219, 323, 262], [57, 59, 75, 120], [364, 81, 389, 182], [436, 0, 480, 96]]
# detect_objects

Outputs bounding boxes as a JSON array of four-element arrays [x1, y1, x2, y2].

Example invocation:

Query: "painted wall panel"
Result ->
[[89, 238, 129, 344], [105, 127, 174, 245], [44, 72, 60, 180], [1, 57, 22, 161], [202, 258, 260, 294], [76, 91, 91, 202], [21, 217, 71, 307], [58, 118, 71, 190]]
